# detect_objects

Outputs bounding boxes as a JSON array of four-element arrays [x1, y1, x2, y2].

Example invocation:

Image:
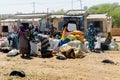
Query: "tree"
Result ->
[[111, 7, 120, 27], [88, 3, 120, 27]]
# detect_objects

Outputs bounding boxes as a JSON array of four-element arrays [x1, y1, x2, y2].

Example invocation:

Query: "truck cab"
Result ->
[[63, 16, 84, 32]]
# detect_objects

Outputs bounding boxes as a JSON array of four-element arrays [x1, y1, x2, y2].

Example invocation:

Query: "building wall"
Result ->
[[53, 18, 63, 30], [87, 19, 108, 33]]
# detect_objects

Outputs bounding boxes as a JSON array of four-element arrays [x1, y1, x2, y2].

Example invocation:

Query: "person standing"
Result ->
[[18, 25, 30, 58], [94, 34, 102, 53], [34, 26, 39, 33], [87, 23, 97, 52]]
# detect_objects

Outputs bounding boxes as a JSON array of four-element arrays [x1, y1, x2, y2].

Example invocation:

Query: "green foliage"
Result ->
[[110, 7, 120, 27], [88, 3, 119, 14], [88, 3, 120, 27]]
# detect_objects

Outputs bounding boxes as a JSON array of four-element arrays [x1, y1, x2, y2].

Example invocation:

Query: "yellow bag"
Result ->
[[71, 30, 84, 35], [75, 35, 85, 42]]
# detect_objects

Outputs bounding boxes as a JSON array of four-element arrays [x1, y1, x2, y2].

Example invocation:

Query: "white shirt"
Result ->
[[95, 36, 101, 49]]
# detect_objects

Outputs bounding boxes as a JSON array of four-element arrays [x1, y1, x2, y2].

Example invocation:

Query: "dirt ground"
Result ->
[[0, 44, 120, 80]]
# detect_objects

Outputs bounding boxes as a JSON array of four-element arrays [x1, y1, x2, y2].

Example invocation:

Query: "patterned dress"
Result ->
[[87, 24, 97, 50], [18, 28, 30, 55]]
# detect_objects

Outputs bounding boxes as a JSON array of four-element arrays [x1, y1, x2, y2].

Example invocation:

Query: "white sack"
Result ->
[[0, 38, 9, 47], [30, 42, 38, 55], [49, 38, 60, 51], [7, 49, 18, 56]]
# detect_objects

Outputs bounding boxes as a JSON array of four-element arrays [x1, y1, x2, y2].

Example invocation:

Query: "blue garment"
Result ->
[[12, 35, 19, 50], [58, 39, 69, 47], [34, 27, 39, 32], [7, 34, 18, 49], [45, 22, 50, 28], [87, 25, 97, 50], [58, 21, 64, 31]]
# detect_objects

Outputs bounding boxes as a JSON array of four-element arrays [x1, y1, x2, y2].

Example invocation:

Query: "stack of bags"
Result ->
[[70, 30, 85, 42], [59, 40, 84, 58]]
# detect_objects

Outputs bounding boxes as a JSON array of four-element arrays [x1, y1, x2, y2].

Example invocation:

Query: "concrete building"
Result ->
[[86, 14, 112, 33], [0, 10, 112, 35]]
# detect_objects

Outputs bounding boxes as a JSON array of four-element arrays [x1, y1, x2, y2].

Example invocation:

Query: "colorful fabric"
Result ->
[[18, 26, 30, 54], [37, 35, 50, 53], [27, 30, 35, 41], [61, 27, 66, 39], [87, 24, 97, 50], [65, 35, 76, 41], [58, 39, 69, 47], [18, 33, 30, 54]]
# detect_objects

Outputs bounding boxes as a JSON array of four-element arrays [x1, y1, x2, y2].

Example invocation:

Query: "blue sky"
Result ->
[[0, 0, 120, 14]]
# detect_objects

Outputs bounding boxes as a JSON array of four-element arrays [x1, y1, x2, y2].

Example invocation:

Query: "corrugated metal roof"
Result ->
[[1, 19, 18, 22], [66, 10, 86, 15], [50, 14, 64, 18], [16, 13, 48, 19], [1, 18, 41, 22], [87, 14, 107, 19], [16, 13, 47, 17]]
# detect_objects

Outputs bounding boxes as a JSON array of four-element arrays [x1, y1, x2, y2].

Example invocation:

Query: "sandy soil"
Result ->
[[0, 44, 120, 80]]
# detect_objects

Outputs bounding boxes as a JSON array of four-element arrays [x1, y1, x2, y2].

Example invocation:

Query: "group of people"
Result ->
[[7, 25, 39, 59], [6, 22, 119, 59], [18, 25, 35, 58], [7, 24, 55, 59], [87, 23, 118, 53]]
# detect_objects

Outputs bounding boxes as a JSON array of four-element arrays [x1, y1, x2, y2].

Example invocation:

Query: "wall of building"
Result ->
[[53, 18, 63, 30]]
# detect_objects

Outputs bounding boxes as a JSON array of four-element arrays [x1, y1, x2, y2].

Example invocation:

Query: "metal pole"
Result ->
[[46, 8, 49, 19], [79, 0, 82, 10], [47, 8, 49, 15], [72, 0, 73, 10], [33, 2, 35, 13]]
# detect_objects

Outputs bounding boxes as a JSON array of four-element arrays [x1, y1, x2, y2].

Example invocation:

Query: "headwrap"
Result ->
[[18, 25, 26, 35], [19, 25, 24, 31]]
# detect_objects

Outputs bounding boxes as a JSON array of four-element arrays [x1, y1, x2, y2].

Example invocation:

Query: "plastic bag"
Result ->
[[0, 38, 9, 47], [7, 49, 19, 56], [30, 42, 38, 55], [49, 38, 60, 51], [70, 30, 84, 35], [74, 35, 84, 42], [59, 40, 83, 58], [109, 42, 119, 50], [65, 35, 76, 41], [81, 41, 90, 53]]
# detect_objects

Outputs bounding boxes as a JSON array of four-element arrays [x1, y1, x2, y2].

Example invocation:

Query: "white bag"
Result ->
[[7, 49, 18, 56], [30, 42, 38, 55], [49, 38, 60, 51], [59, 40, 83, 58], [109, 42, 119, 50], [0, 38, 9, 47], [81, 41, 90, 53]]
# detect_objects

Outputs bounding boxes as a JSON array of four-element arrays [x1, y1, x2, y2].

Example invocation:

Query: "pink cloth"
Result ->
[[13, 25, 17, 32]]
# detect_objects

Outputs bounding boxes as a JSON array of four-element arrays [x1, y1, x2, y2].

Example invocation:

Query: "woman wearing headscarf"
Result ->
[[18, 25, 30, 58], [101, 32, 112, 51], [87, 23, 97, 52]]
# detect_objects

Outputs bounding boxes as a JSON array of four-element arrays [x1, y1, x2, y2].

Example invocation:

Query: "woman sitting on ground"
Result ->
[[101, 32, 112, 51]]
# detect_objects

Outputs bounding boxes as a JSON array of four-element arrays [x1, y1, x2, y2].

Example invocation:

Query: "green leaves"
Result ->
[[88, 3, 120, 27]]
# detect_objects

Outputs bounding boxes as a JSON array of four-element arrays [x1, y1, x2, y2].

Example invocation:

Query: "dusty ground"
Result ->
[[0, 44, 120, 80]]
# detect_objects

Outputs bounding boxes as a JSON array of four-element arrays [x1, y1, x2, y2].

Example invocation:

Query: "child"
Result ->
[[109, 38, 119, 51], [94, 34, 102, 53]]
